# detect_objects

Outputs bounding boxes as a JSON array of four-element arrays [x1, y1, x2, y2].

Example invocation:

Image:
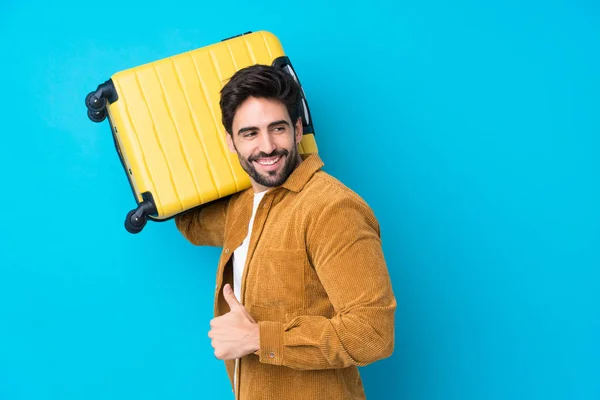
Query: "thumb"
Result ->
[[223, 283, 241, 310]]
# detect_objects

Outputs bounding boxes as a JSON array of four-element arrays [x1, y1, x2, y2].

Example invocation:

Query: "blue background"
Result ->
[[1, 0, 598, 399]]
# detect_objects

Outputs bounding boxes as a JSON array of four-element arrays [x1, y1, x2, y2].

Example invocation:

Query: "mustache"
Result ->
[[248, 149, 288, 162]]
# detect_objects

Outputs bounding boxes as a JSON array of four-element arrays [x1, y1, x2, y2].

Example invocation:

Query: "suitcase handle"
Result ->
[[272, 56, 315, 135]]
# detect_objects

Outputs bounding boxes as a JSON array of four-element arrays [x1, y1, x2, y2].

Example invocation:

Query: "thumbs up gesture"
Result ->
[[208, 283, 260, 360]]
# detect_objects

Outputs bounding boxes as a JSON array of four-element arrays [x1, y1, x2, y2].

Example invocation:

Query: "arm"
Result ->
[[174, 196, 232, 247], [257, 195, 397, 371]]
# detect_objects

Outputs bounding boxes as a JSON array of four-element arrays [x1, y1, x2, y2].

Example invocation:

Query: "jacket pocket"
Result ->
[[249, 249, 306, 313]]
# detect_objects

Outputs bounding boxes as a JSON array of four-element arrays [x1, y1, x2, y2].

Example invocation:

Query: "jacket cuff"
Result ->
[[258, 321, 284, 365]]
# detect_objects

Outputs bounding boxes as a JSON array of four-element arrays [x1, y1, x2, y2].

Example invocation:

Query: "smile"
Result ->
[[255, 156, 281, 166]]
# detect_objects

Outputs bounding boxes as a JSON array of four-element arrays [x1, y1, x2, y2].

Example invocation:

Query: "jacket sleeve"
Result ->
[[256, 195, 397, 370], [174, 196, 231, 247]]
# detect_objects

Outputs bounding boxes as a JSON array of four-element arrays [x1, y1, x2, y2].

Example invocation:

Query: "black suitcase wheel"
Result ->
[[85, 81, 117, 123], [85, 91, 106, 111], [124, 199, 157, 234], [87, 108, 107, 123], [125, 209, 147, 234]]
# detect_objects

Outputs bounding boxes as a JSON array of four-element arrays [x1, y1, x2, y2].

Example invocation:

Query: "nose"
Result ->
[[257, 131, 276, 154]]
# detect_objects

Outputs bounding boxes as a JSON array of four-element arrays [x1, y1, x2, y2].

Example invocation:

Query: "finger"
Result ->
[[223, 283, 241, 311]]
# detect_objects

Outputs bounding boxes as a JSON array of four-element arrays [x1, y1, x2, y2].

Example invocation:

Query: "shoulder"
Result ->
[[303, 170, 372, 207], [299, 170, 380, 229]]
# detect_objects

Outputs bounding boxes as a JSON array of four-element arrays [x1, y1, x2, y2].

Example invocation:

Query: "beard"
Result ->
[[237, 144, 299, 188]]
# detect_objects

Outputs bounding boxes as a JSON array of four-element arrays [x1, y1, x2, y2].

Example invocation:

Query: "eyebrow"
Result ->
[[237, 120, 290, 136]]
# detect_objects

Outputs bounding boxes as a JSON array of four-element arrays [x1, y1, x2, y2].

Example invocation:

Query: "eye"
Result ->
[[243, 131, 257, 138], [273, 126, 285, 133]]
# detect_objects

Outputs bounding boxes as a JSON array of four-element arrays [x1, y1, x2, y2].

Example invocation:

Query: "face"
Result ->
[[226, 96, 303, 192]]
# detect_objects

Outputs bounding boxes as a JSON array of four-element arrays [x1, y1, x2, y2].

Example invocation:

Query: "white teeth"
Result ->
[[256, 157, 280, 166]]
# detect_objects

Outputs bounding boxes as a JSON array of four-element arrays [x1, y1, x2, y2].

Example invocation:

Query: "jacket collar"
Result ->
[[281, 153, 324, 193]]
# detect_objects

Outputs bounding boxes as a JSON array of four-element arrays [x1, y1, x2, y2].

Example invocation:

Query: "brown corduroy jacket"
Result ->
[[175, 153, 396, 400]]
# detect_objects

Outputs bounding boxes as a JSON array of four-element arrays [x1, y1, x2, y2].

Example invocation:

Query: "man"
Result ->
[[175, 64, 396, 399]]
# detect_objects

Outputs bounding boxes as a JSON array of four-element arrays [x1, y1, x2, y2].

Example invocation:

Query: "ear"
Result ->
[[294, 117, 303, 144], [225, 132, 237, 154]]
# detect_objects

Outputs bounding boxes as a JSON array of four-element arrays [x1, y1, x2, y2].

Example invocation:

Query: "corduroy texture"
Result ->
[[175, 153, 396, 400]]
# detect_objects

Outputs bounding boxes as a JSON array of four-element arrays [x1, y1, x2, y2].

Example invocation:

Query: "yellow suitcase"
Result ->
[[84, 31, 317, 233]]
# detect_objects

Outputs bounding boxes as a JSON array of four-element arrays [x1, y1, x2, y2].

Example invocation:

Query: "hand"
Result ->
[[208, 283, 260, 360]]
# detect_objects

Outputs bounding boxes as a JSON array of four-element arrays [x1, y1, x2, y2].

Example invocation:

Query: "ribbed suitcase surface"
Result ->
[[86, 31, 317, 231]]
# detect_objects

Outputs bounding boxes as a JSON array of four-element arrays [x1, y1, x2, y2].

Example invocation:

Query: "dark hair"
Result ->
[[219, 64, 302, 135]]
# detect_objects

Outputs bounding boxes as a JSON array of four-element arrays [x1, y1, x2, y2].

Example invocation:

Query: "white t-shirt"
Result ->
[[233, 190, 267, 302]]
